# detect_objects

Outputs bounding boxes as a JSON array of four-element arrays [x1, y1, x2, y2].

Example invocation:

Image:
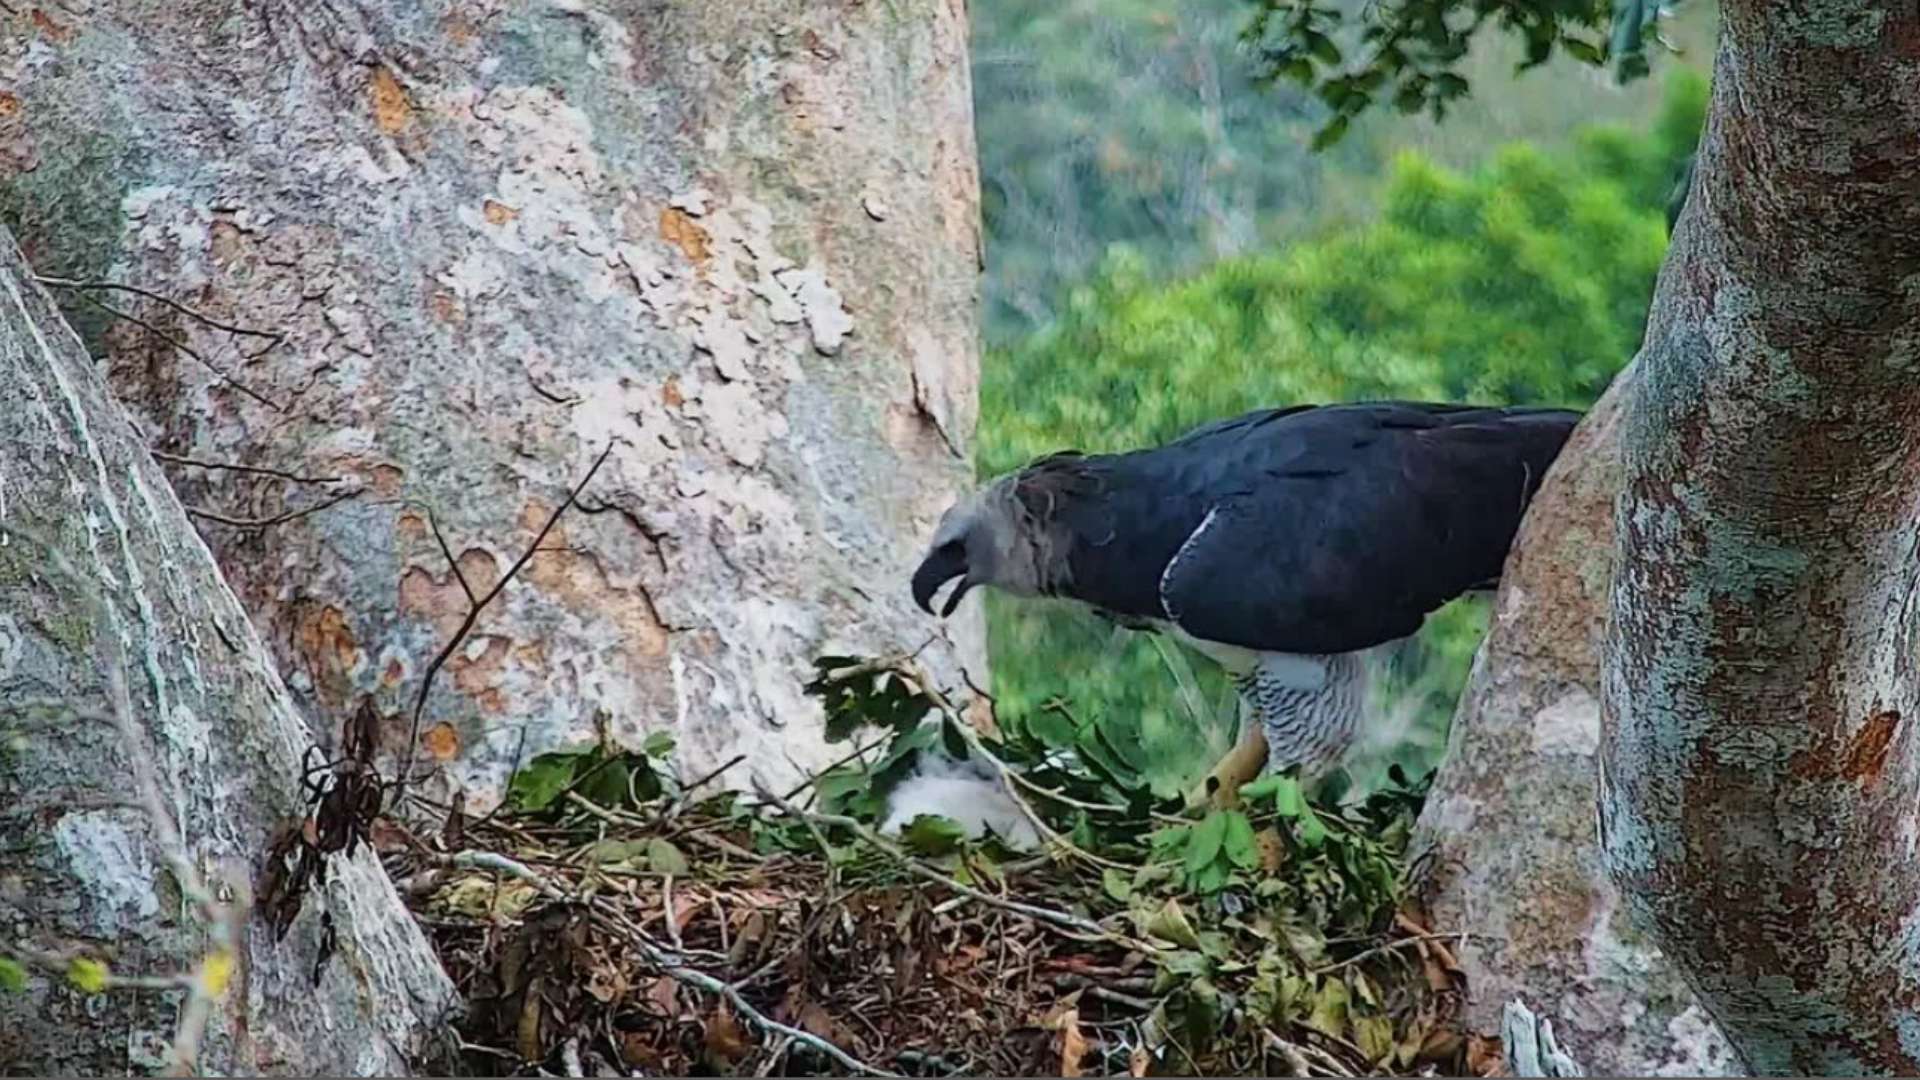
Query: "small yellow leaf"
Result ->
[[67, 957, 109, 994], [200, 948, 235, 999]]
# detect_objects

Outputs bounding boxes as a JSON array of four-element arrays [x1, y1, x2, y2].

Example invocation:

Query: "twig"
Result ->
[[151, 449, 342, 485], [777, 733, 890, 803], [431, 850, 566, 896], [184, 486, 361, 529], [66, 291, 282, 412], [882, 657, 1137, 872], [432, 838, 897, 1078], [398, 442, 614, 800], [4, 944, 193, 992], [633, 939, 899, 1077], [755, 783, 1151, 950], [36, 275, 284, 342], [1308, 930, 1476, 976], [1262, 1029, 1316, 1078]]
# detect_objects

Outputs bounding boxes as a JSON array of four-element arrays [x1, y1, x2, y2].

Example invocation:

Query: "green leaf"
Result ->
[[1305, 977, 1349, 1038], [1354, 1014, 1396, 1064], [901, 814, 968, 857], [586, 839, 647, 864], [642, 731, 676, 758], [1562, 37, 1603, 64], [1027, 702, 1081, 749], [67, 957, 109, 995], [1161, 949, 1213, 978], [505, 750, 585, 812], [1271, 776, 1306, 818], [0, 956, 25, 992], [1221, 811, 1259, 870], [1239, 774, 1283, 803], [1184, 811, 1228, 876], [1146, 898, 1202, 949], [1102, 866, 1134, 903], [1295, 808, 1329, 850], [1150, 823, 1192, 858], [645, 837, 691, 876], [1303, 30, 1341, 66], [1309, 113, 1351, 152], [1191, 859, 1231, 894]]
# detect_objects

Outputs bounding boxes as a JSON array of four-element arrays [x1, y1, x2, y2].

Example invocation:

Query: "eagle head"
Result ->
[[912, 480, 1035, 618]]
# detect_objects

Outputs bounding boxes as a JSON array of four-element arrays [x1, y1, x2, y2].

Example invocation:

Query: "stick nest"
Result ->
[[378, 657, 1502, 1078]]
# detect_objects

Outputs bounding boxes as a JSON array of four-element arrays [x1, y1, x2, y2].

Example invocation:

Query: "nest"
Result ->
[[373, 658, 1501, 1077]]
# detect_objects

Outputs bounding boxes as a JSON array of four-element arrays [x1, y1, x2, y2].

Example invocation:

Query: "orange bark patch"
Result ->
[[0, 93, 20, 119], [661, 376, 684, 408], [30, 9, 71, 42], [370, 463, 406, 497], [399, 548, 501, 636], [422, 721, 462, 761], [450, 635, 512, 695], [658, 207, 710, 265], [209, 219, 246, 264], [296, 605, 360, 674], [369, 66, 415, 135], [1841, 709, 1900, 785], [382, 656, 406, 689], [292, 604, 361, 707], [444, 12, 477, 45], [429, 289, 464, 326], [396, 510, 429, 543], [483, 199, 519, 225], [521, 506, 671, 659]]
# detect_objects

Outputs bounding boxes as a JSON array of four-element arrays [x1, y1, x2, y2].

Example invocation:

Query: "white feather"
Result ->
[[879, 753, 1042, 851]]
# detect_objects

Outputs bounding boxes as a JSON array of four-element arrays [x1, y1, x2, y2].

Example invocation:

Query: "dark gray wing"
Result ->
[[1157, 404, 1579, 654]]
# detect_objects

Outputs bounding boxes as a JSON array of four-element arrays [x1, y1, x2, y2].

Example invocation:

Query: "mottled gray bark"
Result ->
[[1410, 366, 1735, 1077], [0, 0, 986, 809], [0, 231, 453, 1073], [1602, 2, 1920, 1073]]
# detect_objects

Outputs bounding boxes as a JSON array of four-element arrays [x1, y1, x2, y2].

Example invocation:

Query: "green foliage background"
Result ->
[[969, 0, 1711, 795]]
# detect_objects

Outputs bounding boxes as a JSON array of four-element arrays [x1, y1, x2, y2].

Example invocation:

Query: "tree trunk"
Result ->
[[1601, 2, 1920, 1073], [0, 0, 986, 808], [1410, 364, 1736, 1077], [0, 230, 453, 1073]]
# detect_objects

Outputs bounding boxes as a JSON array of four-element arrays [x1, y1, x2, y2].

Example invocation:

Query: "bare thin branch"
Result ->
[[427, 510, 476, 606], [399, 443, 615, 799], [68, 291, 282, 412], [184, 486, 361, 529], [149, 449, 342, 485], [36, 274, 284, 343]]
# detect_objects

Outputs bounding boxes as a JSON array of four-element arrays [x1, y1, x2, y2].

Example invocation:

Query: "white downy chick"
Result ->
[[878, 751, 1042, 851]]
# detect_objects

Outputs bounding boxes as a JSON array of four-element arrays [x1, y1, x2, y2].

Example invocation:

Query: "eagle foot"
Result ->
[[1185, 723, 1269, 812]]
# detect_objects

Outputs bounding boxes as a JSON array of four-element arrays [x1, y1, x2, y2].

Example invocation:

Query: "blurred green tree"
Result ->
[[975, 71, 1706, 796], [972, 0, 1369, 343]]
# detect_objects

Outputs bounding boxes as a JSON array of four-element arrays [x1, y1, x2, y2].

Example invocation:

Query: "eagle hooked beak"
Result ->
[[911, 541, 974, 617]]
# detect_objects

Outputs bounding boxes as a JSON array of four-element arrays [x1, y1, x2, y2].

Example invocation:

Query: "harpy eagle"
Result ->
[[911, 401, 1580, 797]]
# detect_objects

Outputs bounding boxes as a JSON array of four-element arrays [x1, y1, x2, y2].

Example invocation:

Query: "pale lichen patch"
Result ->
[[52, 810, 160, 929], [774, 264, 852, 355], [1531, 687, 1600, 756]]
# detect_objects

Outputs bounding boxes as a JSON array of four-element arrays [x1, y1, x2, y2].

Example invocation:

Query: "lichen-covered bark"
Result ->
[[0, 0, 986, 808], [1411, 365, 1736, 1077], [1601, 2, 1920, 1073], [0, 230, 453, 1073]]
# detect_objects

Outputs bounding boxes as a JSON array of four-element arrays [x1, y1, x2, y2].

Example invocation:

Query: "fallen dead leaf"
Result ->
[[704, 1000, 752, 1066], [1054, 1006, 1088, 1077], [1466, 1032, 1505, 1077]]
